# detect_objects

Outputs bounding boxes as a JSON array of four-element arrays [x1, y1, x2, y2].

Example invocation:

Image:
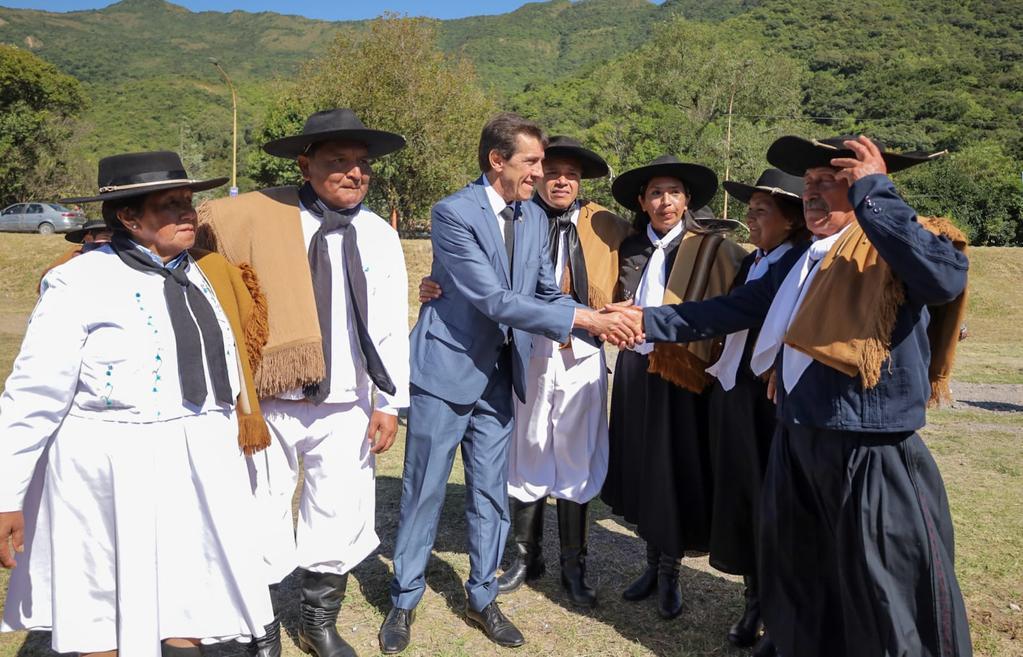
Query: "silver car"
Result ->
[[0, 203, 87, 234]]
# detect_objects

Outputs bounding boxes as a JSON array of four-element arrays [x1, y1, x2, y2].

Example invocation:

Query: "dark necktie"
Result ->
[[299, 183, 396, 404], [110, 234, 233, 407], [500, 204, 516, 277], [547, 211, 589, 305]]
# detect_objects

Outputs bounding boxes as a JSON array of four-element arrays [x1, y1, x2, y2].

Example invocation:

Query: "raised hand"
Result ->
[[419, 277, 442, 304], [831, 135, 888, 186]]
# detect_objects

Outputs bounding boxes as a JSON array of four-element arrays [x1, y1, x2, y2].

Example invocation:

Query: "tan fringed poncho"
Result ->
[[576, 201, 633, 309], [197, 186, 326, 399], [648, 232, 746, 392], [784, 216, 968, 406], [192, 249, 271, 454]]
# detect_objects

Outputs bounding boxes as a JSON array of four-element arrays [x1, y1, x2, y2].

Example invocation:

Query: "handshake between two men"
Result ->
[[572, 301, 646, 349]]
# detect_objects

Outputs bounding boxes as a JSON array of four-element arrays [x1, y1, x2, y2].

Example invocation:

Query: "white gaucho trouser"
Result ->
[[249, 393, 378, 583], [507, 333, 608, 504]]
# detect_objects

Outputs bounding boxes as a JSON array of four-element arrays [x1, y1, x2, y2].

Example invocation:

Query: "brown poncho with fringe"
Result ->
[[575, 201, 633, 309], [192, 249, 271, 454], [647, 231, 747, 393], [197, 186, 326, 399], [784, 216, 968, 406]]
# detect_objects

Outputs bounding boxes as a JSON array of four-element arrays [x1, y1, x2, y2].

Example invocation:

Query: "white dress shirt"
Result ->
[[634, 222, 686, 355], [277, 204, 410, 414], [483, 176, 513, 242]]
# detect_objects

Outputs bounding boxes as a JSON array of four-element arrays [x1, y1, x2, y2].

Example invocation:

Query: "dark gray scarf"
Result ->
[[298, 182, 396, 404], [110, 234, 233, 407]]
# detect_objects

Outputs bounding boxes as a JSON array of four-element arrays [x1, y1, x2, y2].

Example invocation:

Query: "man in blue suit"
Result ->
[[378, 113, 635, 653]]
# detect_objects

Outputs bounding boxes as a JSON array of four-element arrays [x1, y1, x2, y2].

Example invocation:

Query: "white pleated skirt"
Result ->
[[1, 411, 274, 656]]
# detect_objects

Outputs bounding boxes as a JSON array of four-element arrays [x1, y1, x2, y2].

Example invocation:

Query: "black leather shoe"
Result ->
[[751, 632, 777, 657], [656, 555, 683, 620], [622, 542, 659, 601], [465, 602, 525, 648], [556, 499, 597, 608], [378, 607, 415, 655], [248, 612, 283, 657], [297, 570, 356, 657], [727, 576, 762, 647], [498, 497, 546, 593], [161, 645, 200, 657]]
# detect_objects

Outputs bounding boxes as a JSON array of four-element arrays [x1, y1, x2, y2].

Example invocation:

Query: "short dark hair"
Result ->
[[778, 199, 811, 244], [478, 112, 547, 173], [101, 196, 146, 233]]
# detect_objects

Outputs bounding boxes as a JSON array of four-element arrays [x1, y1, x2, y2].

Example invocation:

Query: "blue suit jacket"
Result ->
[[644, 174, 969, 433], [410, 176, 578, 405]]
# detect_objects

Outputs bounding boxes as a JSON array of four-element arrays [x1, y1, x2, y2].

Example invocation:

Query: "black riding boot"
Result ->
[[498, 497, 546, 593], [727, 575, 762, 648], [556, 499, 597, 608], [297, 570, 357, 657], [622, 541, 659, 601], [656, 554, 683, 620], [751, 631, 777, 657]]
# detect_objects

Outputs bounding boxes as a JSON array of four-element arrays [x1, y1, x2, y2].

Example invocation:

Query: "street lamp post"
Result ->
[[209, 58, 239, 197]]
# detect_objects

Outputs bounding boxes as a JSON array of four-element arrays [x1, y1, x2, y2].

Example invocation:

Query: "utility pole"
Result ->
[[209, 58, 239, 197]]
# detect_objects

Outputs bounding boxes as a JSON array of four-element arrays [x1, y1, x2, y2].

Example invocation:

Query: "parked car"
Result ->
[[0, 203, 87, 234]]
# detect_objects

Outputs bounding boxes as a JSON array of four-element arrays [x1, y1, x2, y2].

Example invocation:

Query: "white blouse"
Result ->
[[0, 245, 240, 510]]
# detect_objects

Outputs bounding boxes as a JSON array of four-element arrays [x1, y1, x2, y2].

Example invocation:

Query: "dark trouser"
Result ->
[[760, 423, 972, 657]]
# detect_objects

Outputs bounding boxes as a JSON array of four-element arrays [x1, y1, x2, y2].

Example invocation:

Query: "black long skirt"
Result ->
[[601, 349, 713, 558], [706, 374, 776, 576], [760, 423, 973, 657]]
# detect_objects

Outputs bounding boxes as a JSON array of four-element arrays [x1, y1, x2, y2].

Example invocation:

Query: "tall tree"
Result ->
[[249, 15, 496, 232], [0, 45, 89, 206]]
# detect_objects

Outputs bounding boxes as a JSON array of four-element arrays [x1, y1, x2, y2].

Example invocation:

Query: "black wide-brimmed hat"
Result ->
[[65, 219, 109, 244], [263, 108, 407, 159], [544, 135, 610, 179], [611, 155, 718, 212], [767, 135, 947, 176], [690, 205, 744, 232], [62, 151, 228, 204], [722, 168, 804, 207]]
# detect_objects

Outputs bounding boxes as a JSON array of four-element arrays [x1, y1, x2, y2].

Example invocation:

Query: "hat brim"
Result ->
[[767, 136, 941, 176], [65, 222, 108, 243], [722, 180, 803, 207], [544, 144, 610, 179], [61, 177, 229, 204], [262, 129, 406, 159], [611, 162, 717, 212]]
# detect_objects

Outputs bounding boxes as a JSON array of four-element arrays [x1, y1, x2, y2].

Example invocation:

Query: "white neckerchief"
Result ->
[[706, 241, 794, 390], [634, 222, 685, 355], [750, 223, 854, 392]]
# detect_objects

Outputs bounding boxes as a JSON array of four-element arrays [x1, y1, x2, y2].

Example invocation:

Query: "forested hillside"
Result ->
[[1, 0, 1020, 242]]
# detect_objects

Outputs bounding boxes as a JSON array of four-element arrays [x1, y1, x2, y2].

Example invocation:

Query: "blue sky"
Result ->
[[1, 0, 560, 20]]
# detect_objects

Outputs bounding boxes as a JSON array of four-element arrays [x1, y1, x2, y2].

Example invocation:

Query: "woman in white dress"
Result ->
[[0, 151, 274, 657]]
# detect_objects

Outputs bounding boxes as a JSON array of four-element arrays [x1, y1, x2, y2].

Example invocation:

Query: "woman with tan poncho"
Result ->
[[600, 155, 746, 620]]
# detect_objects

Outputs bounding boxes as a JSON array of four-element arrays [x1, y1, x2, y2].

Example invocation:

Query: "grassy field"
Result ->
[[0, 234, 1020, 656]]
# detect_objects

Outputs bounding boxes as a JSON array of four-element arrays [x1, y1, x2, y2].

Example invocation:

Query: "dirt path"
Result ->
[[949, 382, 1023, 413]]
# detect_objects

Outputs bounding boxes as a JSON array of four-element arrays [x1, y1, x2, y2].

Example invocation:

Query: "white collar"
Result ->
[[646, 221, 685, 249], [482, 175, 512, 219]]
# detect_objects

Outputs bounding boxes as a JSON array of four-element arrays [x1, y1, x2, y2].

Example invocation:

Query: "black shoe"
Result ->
[[657, 554, 683, 620], [556, 499, 597, 608], [498, 497, 546, 593], [248, 612, 283, 657], [622, 542, 659, 601], [296, 570, 357, 657], [378, 607, 415, 655], [727, 576, 762, 648], [465, 602, 525, 648], [161, 645, 201, 657], [751, 632, 777, 657]]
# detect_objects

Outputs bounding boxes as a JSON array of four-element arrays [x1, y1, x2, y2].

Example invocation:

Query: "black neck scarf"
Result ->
[[110, 233, 233, 407], [299, 183, 396, 404], [535, 195, 588, 304]]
